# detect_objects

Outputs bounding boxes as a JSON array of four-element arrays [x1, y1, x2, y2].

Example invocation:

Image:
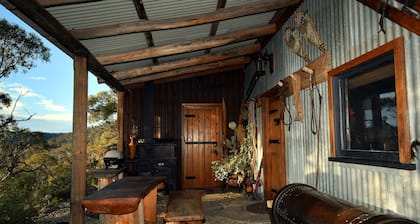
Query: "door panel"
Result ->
[[263, 95, 287, 200], [182, 104, 223, 189]]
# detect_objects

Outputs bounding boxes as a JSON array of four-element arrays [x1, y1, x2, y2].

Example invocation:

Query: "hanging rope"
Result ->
[[308, 69, 322, 135], [378, 0, 390, 34], [304, 67, 323, 189], [284, 94, 293, 132]]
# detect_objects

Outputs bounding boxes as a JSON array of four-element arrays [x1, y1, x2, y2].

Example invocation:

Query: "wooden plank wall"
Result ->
[[125, 70, 244, 188]]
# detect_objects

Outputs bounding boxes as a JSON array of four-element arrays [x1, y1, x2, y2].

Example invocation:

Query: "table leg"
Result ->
[[103, 199, 144, 224], [143, 186, 158, 224]]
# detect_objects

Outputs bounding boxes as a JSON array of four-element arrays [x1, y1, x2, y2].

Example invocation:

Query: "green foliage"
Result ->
[[0, 19, 51, 129], [0, 173, 39, 224], [0, 19, 50, 79], [0, 126, 49, 223], [0, 89, 119, 222], [0, 126, 46, 181], [88, 90, 117, 124]]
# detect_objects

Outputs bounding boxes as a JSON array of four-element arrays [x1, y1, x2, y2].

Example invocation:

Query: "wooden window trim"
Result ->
[[327, 37, 412, 166]]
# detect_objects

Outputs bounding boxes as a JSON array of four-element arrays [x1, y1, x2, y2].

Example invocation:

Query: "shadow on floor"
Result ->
[[158, 191, 271, 224]]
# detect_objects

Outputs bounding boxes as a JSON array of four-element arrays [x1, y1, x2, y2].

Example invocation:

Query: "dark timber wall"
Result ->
[[123, 70, 244, 188]]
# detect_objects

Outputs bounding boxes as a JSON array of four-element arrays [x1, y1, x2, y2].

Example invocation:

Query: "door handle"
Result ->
[[269, 139, 281, 144]]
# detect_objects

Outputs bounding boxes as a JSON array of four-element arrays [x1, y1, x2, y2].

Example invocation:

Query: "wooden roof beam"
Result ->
[[4, 0, 126, 91], [112, 43, 260, 80], [153, 65, 244, 86], [121, 56, 250, 86], [357, 0, 420, 35], [395, 0, 420, 12], [97, 24, 276, 65], [258, 0, 303, 48], [36, 0, 99, 7], [124, 65, 245, 89], [70, 0, 301, 40]]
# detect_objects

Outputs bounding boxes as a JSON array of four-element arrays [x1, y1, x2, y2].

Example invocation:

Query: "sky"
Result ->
[[1, 5, 111, 133]]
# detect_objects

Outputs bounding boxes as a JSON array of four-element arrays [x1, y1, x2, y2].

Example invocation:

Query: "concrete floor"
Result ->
[[157, 192, 271, 224]]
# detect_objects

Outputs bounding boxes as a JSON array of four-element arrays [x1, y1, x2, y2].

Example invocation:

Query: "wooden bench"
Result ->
[[163, 190, 205, 224], [82, 176, 166, 224]]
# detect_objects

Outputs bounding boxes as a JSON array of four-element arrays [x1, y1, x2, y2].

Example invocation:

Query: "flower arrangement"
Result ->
[[211, 121, 253, 186]]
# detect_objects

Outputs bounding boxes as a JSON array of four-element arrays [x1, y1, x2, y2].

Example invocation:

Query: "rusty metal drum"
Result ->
[[271, 183, 417, 224]]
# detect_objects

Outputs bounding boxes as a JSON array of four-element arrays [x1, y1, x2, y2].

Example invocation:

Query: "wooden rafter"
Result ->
[[132, 0, 158, 64], [205, 0, 227, 54], [258, 0, 303, 47], [97, 24, 276, 65], [120, 56, 250, 85], [357, 0, 420, 35], [112, 43, 260, 80], [3, 0, 126, 91], [36, 0, 98, 7], [395, 0, 420, 12], [123, 65, 245, 89], [153, 65, 244, 85], [70, 0, 300, 40]]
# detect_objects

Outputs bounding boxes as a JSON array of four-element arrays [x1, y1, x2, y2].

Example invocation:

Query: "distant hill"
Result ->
[[41, 132, 69, 141]]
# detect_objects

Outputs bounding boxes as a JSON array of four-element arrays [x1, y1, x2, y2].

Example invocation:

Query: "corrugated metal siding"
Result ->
[[245, 0, 420, 221]]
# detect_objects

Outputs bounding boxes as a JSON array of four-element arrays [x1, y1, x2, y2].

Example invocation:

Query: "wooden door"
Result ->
[[181, 103, 223, 189], [262, 95, 287, 200]]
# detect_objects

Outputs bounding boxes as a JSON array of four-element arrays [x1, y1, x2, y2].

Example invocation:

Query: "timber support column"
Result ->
[[117, 91, 125, 154], [71, 55, 88, 224]]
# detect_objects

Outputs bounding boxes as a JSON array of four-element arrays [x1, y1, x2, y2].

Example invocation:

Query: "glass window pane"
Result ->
[[346, 62, 398, 152]]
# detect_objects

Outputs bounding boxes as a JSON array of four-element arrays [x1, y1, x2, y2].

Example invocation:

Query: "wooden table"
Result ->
[[82, 176, 166, 224]]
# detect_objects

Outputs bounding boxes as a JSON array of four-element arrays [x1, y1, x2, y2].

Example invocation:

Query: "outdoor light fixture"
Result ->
[[245, 52, 274, 101], [254, 52, 274, 76]]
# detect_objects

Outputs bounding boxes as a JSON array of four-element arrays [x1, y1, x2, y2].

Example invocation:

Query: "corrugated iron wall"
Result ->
[[245, 0, 420, 221]]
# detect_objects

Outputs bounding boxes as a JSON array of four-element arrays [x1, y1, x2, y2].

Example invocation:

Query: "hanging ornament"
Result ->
[[284, 27, 310, 63], [293, 9, 326, 54]]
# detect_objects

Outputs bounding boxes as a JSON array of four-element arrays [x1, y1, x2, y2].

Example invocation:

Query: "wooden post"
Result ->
[[71, 55, 88, 224], [117, 91, 125, 154]]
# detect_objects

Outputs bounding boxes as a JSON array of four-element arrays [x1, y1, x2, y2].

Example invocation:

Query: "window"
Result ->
[[154, 115, 161, 139], [328, 37, 414, 169]]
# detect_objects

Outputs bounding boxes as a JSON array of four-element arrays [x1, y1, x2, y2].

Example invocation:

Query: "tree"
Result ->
[[87, 90, 118, 169], [0, 19, 51, 222], [88, 90, 117, 124], [0, 19, 50, 129]]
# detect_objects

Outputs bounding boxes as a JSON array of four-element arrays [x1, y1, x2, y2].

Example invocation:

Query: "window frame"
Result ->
[[327, 37, 413, 169]]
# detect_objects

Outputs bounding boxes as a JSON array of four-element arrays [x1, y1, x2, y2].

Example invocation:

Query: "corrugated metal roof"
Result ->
[[81, 33, 147, 56], [105, 60, 154, 73], [225, 0, 265, 8], [152, 24, 212, 46], [210, 40, 257, 52], [143, 0, 217, 20], [158, 51, 207, 63], [3, 0, 300, 87], [217, 12, 276, 34], [47, 0, 139, 29]]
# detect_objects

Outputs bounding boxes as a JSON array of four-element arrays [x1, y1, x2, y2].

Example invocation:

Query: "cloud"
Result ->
[[28, 76, 47, 80], [10, 87, 43, 98], [6, 83, 44, 98], [32, 113, 72, 121], [39, 99, 66, 112]]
